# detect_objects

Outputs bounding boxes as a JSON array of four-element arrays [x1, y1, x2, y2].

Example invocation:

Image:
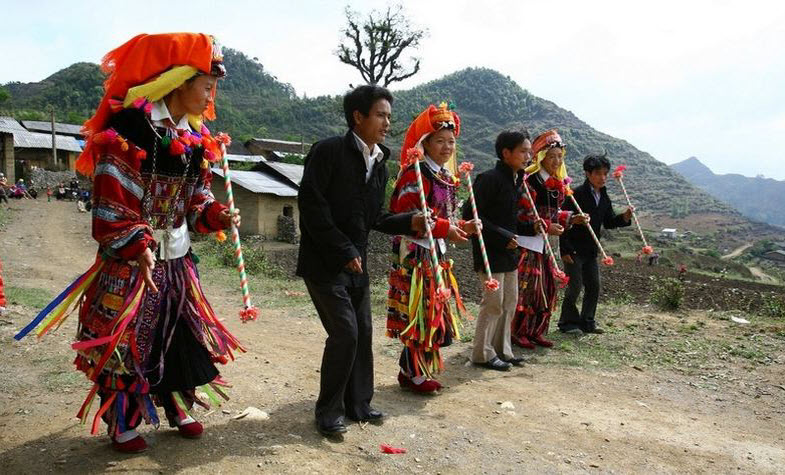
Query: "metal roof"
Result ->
[[262, 161, 304, 185], [212, 168, 297, 197], [14, 131, 82, 152], [225, 154, 266, 163], [0, 116, 27, 134], [0, 116, 82, 152], [21, 120, 84, 136]]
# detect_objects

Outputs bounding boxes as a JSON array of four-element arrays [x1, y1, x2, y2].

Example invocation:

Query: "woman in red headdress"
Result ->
[[15, 33, 243, 452], [512, 130, 586, 348], [386, 103, 480, 393]]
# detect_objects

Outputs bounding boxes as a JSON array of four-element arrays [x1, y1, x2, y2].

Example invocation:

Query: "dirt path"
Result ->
[[722, 243, 752, 260], [749, 266, 778, 284], [1, 199, 784, 474]]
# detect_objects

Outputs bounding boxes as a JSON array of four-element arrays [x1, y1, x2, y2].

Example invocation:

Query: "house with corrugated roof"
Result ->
[[0, 116, 83, 182], [210, 156, 303, 242]]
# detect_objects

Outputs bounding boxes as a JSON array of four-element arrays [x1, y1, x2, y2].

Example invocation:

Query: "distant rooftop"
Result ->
[[22, 120, 83, 137], [0, 116, 82, 152], [212, 168, 297, 197], [245, 137, 311, 155]]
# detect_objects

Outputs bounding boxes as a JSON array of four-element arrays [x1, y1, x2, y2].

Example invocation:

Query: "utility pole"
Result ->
[[50, 106, 57, 168]]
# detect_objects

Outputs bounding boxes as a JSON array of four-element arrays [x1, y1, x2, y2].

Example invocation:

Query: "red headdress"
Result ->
[[531, 129, 565, 157], [76, 33, 223, 177], [400, 102, 461, 166]]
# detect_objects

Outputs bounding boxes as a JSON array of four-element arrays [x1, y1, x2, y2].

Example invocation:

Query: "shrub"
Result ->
[[650, 277, 684, 311], [761, 295, 785, 320], [200, 237, 280, 276]]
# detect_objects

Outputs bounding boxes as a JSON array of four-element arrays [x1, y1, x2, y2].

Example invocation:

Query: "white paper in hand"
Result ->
[[516, 234, 545, 253]]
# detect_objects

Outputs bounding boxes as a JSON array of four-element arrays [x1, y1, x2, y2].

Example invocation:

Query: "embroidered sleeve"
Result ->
[[91, 136, 155, 260], [390, 167, 449, 238], [187, 163, 227, 233]]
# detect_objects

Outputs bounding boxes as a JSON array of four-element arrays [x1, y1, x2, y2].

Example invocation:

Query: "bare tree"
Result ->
[[337, 5, 426, 87]]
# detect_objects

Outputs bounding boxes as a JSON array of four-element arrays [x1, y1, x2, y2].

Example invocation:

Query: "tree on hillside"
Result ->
[[336, 4, 426, 87], [0, 87, 9, 105]]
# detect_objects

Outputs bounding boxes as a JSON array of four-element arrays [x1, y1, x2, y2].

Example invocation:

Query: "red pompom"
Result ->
[[215, 132, 232, 146], [602, 256, 615, 266], [239, 306, 259, 323], [484, 278, 500, 291], [642, 245, 654, 255], [555, 270, 570, 288], [169, 139, 186, 155], [544, 177, 564, 192], [458, 161, 474, 174], [613, 165, 627, 179], [135, 149, 147, 160]]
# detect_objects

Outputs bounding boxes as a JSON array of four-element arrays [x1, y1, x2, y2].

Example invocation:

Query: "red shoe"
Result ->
[[177, 420, 204, 439], [512, 335, 536, 349], [532, 335, 554, 348], [112, 435, 148, 453], [398, 373, 441, 393]]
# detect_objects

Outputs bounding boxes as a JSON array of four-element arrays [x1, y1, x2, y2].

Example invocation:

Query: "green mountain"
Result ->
[[0, 48, 741, 223]]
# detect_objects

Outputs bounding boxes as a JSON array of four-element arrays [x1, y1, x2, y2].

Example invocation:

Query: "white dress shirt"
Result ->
[[352, 132, 384, 182]]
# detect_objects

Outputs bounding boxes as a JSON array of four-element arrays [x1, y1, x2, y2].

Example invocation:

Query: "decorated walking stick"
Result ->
[[458, 162, 499, 291], [521, 175, 570, 287], [218, 136, 259, 322], [408, 149, 451, 302], [612, 165, 653, 255], [565, 185, 614, 266]]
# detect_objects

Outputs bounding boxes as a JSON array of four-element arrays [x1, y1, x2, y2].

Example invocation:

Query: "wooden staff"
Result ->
[[565, 186, 614, 266], [458, 162, 499, 291], [613, 165, 653, 255], [521, 175, 570, 287]]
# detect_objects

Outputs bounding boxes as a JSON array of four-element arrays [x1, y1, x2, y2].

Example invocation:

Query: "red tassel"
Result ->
[[169, 139, 186, 155], [239, 306, 259, 322]]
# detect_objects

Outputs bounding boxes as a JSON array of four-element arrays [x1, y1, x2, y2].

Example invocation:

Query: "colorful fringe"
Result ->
[[387, 248, 467, 379]]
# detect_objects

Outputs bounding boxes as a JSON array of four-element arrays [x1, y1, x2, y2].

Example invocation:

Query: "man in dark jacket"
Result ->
[[297, 85, 424, 437], [558, 153, 632, 334], [462, 130, 532, 371]]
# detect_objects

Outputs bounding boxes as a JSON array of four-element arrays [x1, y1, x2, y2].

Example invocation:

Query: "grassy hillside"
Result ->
[[0, 49, 741, 222]]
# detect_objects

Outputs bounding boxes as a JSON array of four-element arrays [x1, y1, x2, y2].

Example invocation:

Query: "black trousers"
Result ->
[[558, 254, 600, 331], [304, 278, 374, 426]]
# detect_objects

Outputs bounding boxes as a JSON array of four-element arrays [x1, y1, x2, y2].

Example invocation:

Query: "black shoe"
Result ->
[[585, 327, 605, 334], [347, 409, 385, 424], [500, 355, 525, 367], [316, 420, 348, 437], [477, 356, 512, 371]]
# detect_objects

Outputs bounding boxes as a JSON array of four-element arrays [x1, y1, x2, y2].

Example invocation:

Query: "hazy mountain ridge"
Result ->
[[671, 157, 785, 228]]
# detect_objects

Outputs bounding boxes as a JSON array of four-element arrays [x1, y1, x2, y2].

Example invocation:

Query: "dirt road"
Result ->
[[1, 199, 784, 474], [722, 243, 752, 260]]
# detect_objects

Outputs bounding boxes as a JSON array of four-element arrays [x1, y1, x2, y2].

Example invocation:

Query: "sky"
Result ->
[[1, 0, 784, 179]]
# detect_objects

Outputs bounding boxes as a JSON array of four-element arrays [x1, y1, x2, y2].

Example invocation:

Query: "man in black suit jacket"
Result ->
[[558, 153, 632, 334], [297, 85, 425, 437]]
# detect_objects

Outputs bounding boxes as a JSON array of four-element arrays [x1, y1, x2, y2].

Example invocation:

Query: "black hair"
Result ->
[[342, 85, 394, 129], [583, 151, 611, 172], [494, 129, 531, 160]]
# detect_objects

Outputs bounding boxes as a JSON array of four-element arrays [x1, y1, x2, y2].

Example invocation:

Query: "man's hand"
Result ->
[[548, 223, 564, 236], [571, 213, 590, 226], [461, 219, 482, 236], [411, 213, 428, 235], [506, 237, 518, 249], [447, 225, 469, 243], [534, 219, 547, 235], [622, 206, 634, 222], [562, 254, 575, 265], [137, 247, 158, 293], [219, 208, 241, 229], [345, 256, 363, 274]]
